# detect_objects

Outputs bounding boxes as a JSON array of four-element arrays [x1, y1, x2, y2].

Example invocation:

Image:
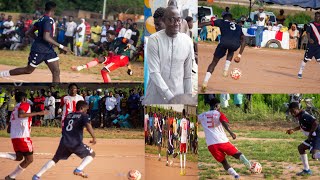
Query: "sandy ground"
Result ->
[[0, 137, 145, 180], [145, 153, 198, 180], [198, 42, 320, 93]]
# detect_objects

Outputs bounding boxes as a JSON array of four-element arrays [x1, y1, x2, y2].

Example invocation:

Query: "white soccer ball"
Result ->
[[250, 162, 262, 174], [127, 170, 142, 180], [230, 68, 242, 80]]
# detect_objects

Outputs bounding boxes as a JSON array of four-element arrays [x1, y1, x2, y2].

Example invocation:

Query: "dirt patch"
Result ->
[[0, 137, 145, 180], [198, 42, 320, 93]]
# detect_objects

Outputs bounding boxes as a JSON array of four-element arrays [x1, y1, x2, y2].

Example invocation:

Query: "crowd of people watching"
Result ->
[[0, 12, 142, 58], [0, 85, 144, 130]]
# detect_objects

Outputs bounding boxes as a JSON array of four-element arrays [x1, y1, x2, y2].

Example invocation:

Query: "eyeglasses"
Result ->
[[167, 17, 182, 24]]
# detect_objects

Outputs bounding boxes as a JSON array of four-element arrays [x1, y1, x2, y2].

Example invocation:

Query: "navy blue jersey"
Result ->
[[306, 22, 320, 47], [214, 19, 243, 46], [31, 15, 55, 53], [62, 112, 90, 148], [298, 111, 316, 132]]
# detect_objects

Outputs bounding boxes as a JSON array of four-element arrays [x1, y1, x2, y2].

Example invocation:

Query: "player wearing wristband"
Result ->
[[71, 30, 133, 83], [0, 1, 72, 83], [199, 14, 246, 93]]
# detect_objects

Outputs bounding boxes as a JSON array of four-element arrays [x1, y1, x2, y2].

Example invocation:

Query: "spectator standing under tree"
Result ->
[[255, 7, 266, 49], [44, 91, 55, 126], [57, 17, 66, 54], [85, 90, 92, 105], [289, 24, 300, 49], [104, 91, 117, 127], [0, 13, 6, 35], [234, 94, 243, 108], [131, 23, 140, 47], [75, 18, 86, 56], [276, 9, 286, 25], [90, 21, 101, 44], [244, 94, 252, 113], [89, 89, 101, 120], [64, 16, 77, 53], [221, 7, 231, 17]]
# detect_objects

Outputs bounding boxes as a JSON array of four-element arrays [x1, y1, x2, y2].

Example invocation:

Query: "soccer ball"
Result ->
[[250, 162, 262, 174], [127, 170, 142, 180], [230, 68, 242, 80]]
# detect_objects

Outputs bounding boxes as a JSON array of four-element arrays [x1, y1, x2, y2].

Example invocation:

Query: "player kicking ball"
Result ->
[[0, 1, 72, 83], [199, 13, 246, 93], [286, 102, 320, 176], [71, 30, 133, 83], [297, 12, 320, 79], [179, 111, 189, 176], [198, 98, 252, 180], [32, 101, 96, 179], [0, 92, 47, 180], [166, 124, 178, 166]]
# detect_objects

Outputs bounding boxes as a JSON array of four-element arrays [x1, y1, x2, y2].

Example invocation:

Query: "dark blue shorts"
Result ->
[[53, 141, 93, 160], [167, 145, 174, 155], [157, 131, 162, 145], [304, 45, 320, 62], [303, 128, 320, 153], [28, 51, 59, 67], [214, 43, 240, 59]]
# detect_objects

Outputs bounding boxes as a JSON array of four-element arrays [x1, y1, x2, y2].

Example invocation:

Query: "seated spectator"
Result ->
[[112, 110, 131, 128], [2, 15, 14, 35]]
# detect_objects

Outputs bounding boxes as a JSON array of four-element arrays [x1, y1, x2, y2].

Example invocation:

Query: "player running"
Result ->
[[297, 12, 320, 79], [71, 30, 134, 83], [286, 102, 320, 176], [199, 13, 246, 93], [179, 110, 189, 176], [60, 83, 84, 128], [198, 98, 252, 180], [166, 124, 178, 166], [32, 101, 96, 179], [154, 112, 163, 161], [0, 1, 71, 82], [0, 92, 47, 180]]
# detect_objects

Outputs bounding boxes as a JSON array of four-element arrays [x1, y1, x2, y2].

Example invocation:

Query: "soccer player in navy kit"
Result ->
[[200, 14, 246, 93], [0, 1, 71, 82], [287, 102, 320, 176], [297, 12, 320, 79], [32, 101, 96, 179]]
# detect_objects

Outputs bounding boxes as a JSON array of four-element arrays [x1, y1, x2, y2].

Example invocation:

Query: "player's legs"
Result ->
[[223, 50, 236, 77], [232, 152, 251, 169], [157, 132, 162, 161], [179, 143, 187, 175], [298, 46, 315, 79], [47, 61, 60, 83], [101, 68, 111, 83], [73, 144, 96, 178], [221, 159, 240, 180], [0, 65, 35, 79], [296, 141, 312, 176], [6, 152, 33, 180]]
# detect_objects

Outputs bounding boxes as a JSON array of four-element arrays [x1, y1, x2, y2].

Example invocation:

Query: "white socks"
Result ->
[[0, 70, 10, 77], [184, 153, 186, 169], [77, 156, 93, 171], [227, 167, 238, 177], [224, 60, 231, 71], [9, 165, 25, 178], [298, 61, 306, 74], [180, 154, 183, 171], [203, 72, 212, 84], [36, 160, 56, 177], [301, 154, 310, 170], [0, 152, 16, 160]]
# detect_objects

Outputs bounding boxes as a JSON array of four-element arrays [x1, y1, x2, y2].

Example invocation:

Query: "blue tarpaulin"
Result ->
[[263, 0, 320, 9]]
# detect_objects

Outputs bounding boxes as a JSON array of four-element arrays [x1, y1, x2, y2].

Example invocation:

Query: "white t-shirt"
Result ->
[[180, 118, 189, 143], [105, 96, 117, 111], [118, 27, 126, 37], [76, 23, 86, 40], [124, 29, 133, 39], [256, 12, 266, 27], [65, 21, 77, 37], [3, 21, 14, 34], [198, 110, 229, 146]]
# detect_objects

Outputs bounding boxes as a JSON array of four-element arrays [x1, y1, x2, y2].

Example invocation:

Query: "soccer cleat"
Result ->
[[5, 176, 15, 180], [201, 83, 207, 93], [234, 175, 240, 180], [180, 170, 184, 176], [183, 169, 186, 175], [223, 70, 228, 77], [32, 175, 40, 180], [74, 169, 88, 178], [296, 169, 312, 176], [166, 162, 169, 166], [127, 69, 133, 76], [298, 74, 302, 79]]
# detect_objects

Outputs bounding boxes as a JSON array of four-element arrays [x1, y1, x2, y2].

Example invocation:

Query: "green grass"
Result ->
[[234, 130, 305, 140], [0, 127, 143, 139], [145, 145, 198, 163]]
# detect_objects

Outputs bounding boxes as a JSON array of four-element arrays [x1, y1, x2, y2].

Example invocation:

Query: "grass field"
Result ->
[[198, 123, 320, 180], [0, 127, 144, 139]]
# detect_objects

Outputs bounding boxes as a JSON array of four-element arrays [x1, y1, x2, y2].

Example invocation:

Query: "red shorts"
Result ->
[[180, 143, 187, 153], [103, 55, 129, 72], [208, 142, 238, 162], [12, 137, 33, 153]]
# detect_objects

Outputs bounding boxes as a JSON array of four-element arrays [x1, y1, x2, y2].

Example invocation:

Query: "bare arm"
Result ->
[[18, 109, 47, 118], [85, 122, 96, 144], [198, 21, 212, 28], [286, 126, 300, 134], [221, 121, 236, 139], [308, 121, 318, 140], [43, 31, 72, 53]]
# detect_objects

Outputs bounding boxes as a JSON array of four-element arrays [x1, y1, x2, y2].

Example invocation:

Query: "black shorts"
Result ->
[[304, 45, 320, 62], [167, 145, 174, 155], [53, 141, 93, 161], [157, 131, 162, 145], [16, 151, 33, 156], [214, 43, 240, 59], [303, 130, 320, 153], [28, 51, 59, 67]]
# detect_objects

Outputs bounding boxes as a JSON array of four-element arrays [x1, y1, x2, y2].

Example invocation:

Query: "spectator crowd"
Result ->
[[0, 85, 144, 130]]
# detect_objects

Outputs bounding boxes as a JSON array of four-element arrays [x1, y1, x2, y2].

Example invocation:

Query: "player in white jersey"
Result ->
[[179, 109, 189, 176], [60, 83, 84, 128], [198, 98, 252, 180], [0, 92, 47, 180]]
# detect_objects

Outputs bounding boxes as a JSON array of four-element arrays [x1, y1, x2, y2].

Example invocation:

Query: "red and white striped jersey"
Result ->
[[61, 95, 84, 126], [180, 118, 189, 143], [198, 110, 229, 146], [10, 102, 32, 139]]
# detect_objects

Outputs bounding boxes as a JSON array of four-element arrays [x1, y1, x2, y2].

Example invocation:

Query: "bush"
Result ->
[[284, 12, 312, 27]]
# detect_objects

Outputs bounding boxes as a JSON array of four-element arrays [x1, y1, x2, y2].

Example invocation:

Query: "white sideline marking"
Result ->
[[2, 152, 143, 158]]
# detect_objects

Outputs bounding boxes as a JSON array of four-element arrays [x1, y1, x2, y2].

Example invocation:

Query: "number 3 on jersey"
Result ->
[[206, 115, 215, 128], [66, 119, 74, 131], [230, 22, 236, 31]]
